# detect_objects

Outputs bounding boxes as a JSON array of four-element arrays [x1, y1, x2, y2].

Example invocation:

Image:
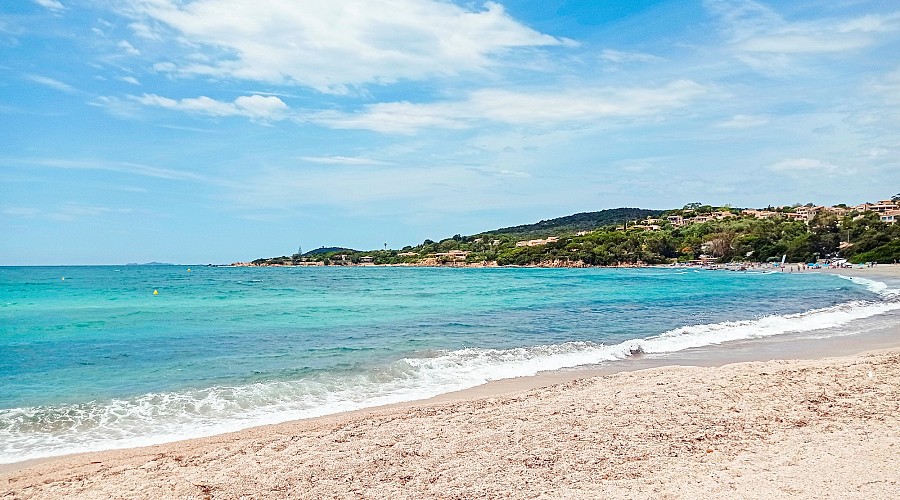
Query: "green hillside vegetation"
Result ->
[[249, 206, 899, 266], [304, 247, 356, 255], [848, 239, 900, 264], [485, 208, 663, 240]]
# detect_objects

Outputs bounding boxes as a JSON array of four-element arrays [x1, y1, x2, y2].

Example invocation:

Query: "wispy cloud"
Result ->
[[2, 203, 134, 221], [24, 74, 78, 94], [869, 68, 900, 105], [120, 0, 571, 93], [2, 207, 42, 216], [133, 93, 288, 120], [7, 157, 213, 182], [706, 0, 900, 71], [496, 169, 530, 178], [117, 40, 141, 56], [315, 80, 708, 133], [599, 49, 663, 64], [245, 90, 298, 99], [33, 0, 64, 11], [768, 158, 838, 173], [46, 204, 134, 221], [128, 21, 160, 40], [298, 156, 394, 166], [229, 164, 515, 213], [716, 114, 768, 128]]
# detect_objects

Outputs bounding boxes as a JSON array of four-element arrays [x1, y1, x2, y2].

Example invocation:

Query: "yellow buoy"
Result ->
[[187, 268, 191, 272], [61, 277, 65, 281], [153, 289, 159, 295]]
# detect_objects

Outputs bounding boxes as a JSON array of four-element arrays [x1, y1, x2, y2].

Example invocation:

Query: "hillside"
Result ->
[[304, 247, 356, 256], [241, 202, 900, 267], [484, 208, 663, 239]]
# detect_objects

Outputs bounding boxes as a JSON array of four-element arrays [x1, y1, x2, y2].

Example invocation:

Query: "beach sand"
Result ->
[[3, 267, 899, 499]]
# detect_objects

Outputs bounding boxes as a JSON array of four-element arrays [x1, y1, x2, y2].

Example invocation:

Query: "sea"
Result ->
[[1, 265, 899, 464]]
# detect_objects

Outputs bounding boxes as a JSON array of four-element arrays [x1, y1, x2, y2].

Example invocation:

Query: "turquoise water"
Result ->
[[1, 266, 898, 463]]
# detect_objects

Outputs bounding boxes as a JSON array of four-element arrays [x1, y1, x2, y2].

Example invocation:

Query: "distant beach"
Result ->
[[2, 266, 899, 498]]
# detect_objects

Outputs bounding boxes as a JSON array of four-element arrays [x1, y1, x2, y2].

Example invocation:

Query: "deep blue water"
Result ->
[[0, 265, 896, 462]]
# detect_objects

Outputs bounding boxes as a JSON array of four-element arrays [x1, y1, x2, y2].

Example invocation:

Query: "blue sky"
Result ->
[[2, 0, 899, 265]]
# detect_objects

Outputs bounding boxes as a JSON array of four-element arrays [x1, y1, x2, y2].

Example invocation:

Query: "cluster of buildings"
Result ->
[[630, 199, 899, 231], [854, 199, 899, 224], [739, 200, 898, 225], [511, 197, 899, 248], [515, 236, 559, 247], [645, 210, 738, 229], [398, 249, 471, 261]]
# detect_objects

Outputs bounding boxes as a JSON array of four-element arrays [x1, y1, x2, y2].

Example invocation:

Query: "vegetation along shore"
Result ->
[[237, 196, 900, 268]]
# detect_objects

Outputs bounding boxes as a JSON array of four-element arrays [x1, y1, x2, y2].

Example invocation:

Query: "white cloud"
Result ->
[[299, 156, 394, 166], [230, 164, 511, 212], [2, 207, 42, 216], [314, 102, 468, 134], [617, 161, 654, 173], [25, 74, 77, 93], [599, 49, 663, 64], [316, 80, 708, 133], [91, 95, 140, 118], [152, 62, 177, 72], [120, 76, 140, 85], [234, 95, 288, 117], [768, 158, 838, 173], [706, 0, 900, 68], [716, 114, 768, 128], [34, 0, 64, 10], [497, 169, 529, 178], [118, 40, 141, 56], [121, 0, 570, 93], [870, 68, 900, 105], [54, 204, 130, 219], [10, 157, 212, 182], [128, 22, 160, 40], [133, 93, 288, 120]]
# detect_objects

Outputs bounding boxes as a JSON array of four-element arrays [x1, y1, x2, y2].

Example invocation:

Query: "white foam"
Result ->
[[617, 300, 899, 356], [3, 285, 899, 464], [834, 274, 900, 298]]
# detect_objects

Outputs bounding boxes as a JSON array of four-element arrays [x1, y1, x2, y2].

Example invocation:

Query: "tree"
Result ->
[[893, 193, 900, 202], [850, 240, 900, 264], [703, 232, 735, 260]]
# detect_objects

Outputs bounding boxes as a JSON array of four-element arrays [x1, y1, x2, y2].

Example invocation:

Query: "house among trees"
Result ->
[[515, 236, 559, 247]]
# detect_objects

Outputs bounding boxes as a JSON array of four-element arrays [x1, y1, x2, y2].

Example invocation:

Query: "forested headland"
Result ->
[[244, 201, 900, 267]]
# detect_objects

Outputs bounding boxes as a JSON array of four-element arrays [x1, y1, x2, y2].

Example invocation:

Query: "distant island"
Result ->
[[125, 262, 176, 266], [236, 197, 900, 268]]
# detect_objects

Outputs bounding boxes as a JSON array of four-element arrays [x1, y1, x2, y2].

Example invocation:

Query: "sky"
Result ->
[[2, 0, 899, 265]]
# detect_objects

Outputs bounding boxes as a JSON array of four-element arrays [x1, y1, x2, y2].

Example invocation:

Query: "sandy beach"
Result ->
[[2, 267, 899, 499]]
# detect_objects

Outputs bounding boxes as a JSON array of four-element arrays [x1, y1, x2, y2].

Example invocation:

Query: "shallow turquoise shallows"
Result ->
[[1, 265, 897, 463]]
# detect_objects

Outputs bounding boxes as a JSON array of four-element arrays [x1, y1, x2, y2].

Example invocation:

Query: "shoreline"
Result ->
[[229, 260, 900, 270], [4, 348, 899, 498], [4, 320, 899, 477], [3, 267, 899, 496]]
